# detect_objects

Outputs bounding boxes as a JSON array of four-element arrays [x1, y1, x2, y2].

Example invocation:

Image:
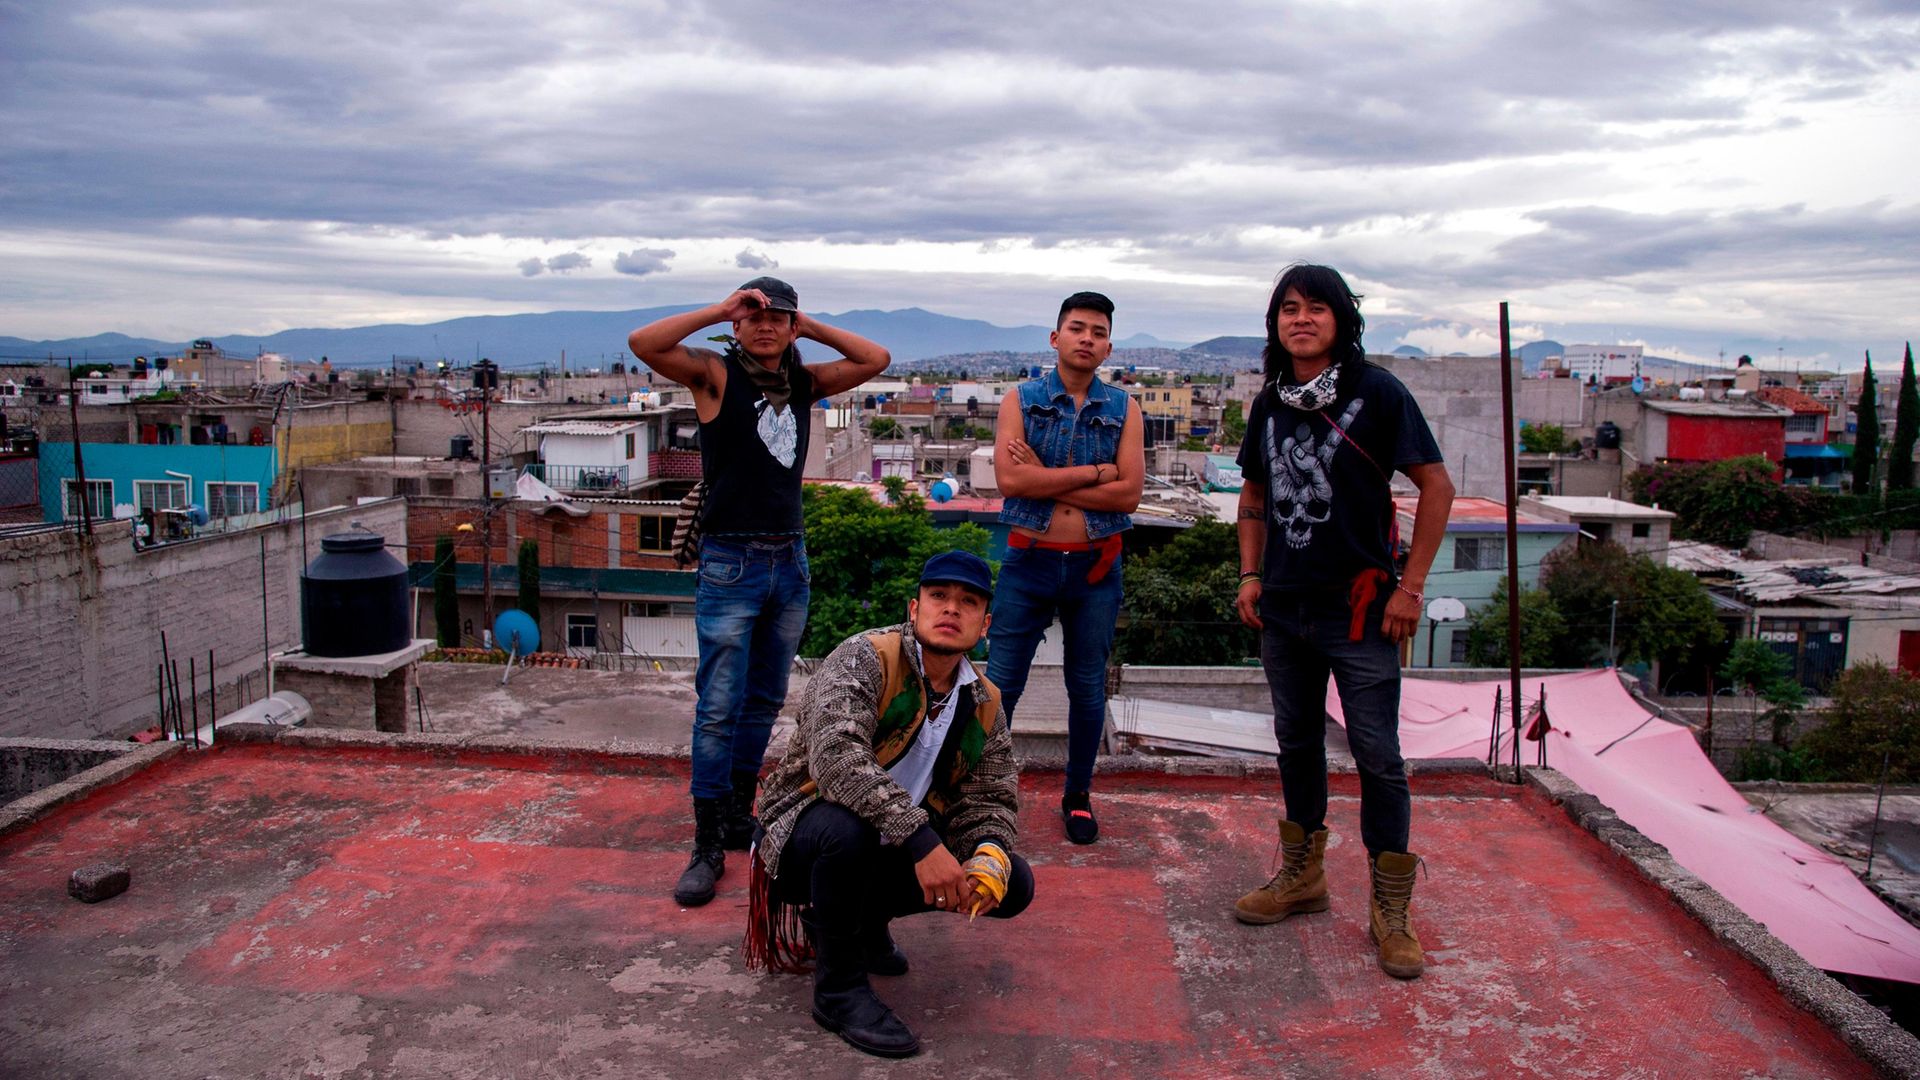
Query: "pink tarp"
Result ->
[[1328, 668, 1920, 984]]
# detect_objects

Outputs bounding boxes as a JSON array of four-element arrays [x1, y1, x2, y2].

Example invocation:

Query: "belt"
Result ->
[[1008, 531, 1123, 584]]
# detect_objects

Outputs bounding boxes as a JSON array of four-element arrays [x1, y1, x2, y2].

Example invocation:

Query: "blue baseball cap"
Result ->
[[919, 550, 993, 598]]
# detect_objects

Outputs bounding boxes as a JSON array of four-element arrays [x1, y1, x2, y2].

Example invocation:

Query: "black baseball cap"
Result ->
[[919, 550, 994, 599], [738, 276, 799, 313]]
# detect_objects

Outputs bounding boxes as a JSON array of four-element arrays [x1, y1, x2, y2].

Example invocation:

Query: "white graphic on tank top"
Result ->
[[1266, 397, 1363, 549], [755, 399, 798, 469]]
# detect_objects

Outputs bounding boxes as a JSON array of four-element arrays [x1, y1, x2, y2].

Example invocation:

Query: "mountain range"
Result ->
[[0, 307, 1179, 368], [0, 307, 1723, 379]]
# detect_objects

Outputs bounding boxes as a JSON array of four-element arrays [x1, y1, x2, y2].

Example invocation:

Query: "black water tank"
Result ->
[[1595, 421, 1622, 450], [301, 525, 410, 657], [450, 434, 472, 460]]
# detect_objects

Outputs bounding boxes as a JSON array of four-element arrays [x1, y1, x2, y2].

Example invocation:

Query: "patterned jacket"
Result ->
[[755, 622, 1020, 879]]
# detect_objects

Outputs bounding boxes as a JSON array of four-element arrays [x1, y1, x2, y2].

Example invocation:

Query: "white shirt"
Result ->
[[886, 641, 980, 807]]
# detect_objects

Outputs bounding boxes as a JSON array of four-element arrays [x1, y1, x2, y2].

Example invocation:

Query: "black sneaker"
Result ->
[[1061, 791, 1099, 845]]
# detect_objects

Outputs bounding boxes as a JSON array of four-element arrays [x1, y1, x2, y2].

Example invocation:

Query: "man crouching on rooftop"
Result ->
[[743, 551, 1033, 1058]]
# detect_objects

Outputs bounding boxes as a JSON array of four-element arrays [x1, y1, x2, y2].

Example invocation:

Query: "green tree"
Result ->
[[1853, 352, 1879, 494], [433, 535, 460, 647], [869, 416, 903, 439], [1799, 662, 1920, 783], [1893, 344, 1920, 490], [516, 538, 541, 622], [1221, 400, 1247, 445], [1519, 422, 1572, 454], [1463, 580, 1566, 667], [1628, 455, 1815, 547], [1719, 639, 1808, 778], [798, 483, 992, 658], [1115, 520, 1256, 665], [1539, 541, 1723, 671]]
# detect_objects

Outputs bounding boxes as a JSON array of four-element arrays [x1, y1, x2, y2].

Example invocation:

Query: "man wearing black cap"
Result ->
[[629, 280, 893, 907], [744, 550, 1031, 1059]]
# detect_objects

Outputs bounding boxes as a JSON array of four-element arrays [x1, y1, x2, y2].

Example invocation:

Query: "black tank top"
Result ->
[[699, 350, 813, 537]]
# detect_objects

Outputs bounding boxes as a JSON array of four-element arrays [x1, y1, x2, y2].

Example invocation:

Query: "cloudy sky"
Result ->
[[3, 1, 1916, 367]]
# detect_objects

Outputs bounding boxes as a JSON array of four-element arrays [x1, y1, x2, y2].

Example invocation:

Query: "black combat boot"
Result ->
[[672, 796, 726, 907], [804, 914, 920, 1057], [721, 768, 760, 851]]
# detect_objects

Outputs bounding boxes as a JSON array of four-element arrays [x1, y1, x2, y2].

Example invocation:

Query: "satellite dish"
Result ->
[[1425, 596, 1468, 622], [492, 609, 540, 655]]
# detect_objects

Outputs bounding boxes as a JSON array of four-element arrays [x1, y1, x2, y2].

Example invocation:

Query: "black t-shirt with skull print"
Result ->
[[1236, 362, 1442, 608]]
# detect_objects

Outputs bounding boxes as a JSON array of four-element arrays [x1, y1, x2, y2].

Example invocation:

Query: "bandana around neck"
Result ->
[[1272, 360, 1342, 412], [732, 342, 794, 415]]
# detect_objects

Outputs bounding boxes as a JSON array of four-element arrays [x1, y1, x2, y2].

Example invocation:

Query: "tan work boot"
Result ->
[[1369, 850, 1424, 978], [1233, 820, 1329, 924]]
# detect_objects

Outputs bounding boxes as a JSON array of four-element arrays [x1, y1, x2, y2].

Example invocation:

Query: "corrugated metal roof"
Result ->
[[521, 420, 642, 436]]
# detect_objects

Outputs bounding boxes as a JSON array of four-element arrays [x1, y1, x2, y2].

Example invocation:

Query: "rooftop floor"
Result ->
[[0, 741, 1887, 1078]]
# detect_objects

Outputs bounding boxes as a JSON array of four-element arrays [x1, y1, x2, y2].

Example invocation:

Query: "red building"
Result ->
[[1642, 401, 1789, 470]]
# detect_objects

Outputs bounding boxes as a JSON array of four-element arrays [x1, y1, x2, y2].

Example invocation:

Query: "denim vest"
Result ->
[[998, 369, 1133, 539]]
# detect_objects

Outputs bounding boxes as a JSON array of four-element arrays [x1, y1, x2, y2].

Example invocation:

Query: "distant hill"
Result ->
[[1391, 345, 1428, 357], [2, 306, 1118, 368], [1185, 336, 1264, 360]]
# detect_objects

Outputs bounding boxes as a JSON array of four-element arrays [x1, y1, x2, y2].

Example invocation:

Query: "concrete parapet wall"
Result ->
[[0, 741, 183, 839], [0, 737, 140, 805], [0, 498, 408, 740]]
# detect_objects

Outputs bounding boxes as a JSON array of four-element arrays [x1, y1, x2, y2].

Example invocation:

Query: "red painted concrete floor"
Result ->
[[0, 744, 1877, 1079]]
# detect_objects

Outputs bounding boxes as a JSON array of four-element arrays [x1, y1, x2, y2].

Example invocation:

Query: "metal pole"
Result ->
[[1608, 599, 1619, 668], [1488, 686, 1503, 769], [260, 533, 274, 694], [1499, 302, 1523, 780], [1426, 618, 1437, 668], [480, 360, 495, 632], [66, 358, 94, 537], [1866, 747, 1892, 879]]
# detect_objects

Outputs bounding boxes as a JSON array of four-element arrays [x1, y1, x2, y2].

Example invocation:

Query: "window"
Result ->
[[1453, 537, 1505, 571], [205, 482, 259, 519], [134, 479, 188, 513], [636, 515, 673, 552], [625, 601, 695, 618], [1631, 522, 1651, 538], [566, 614, 598, 650], [1785, 414, 1822, 436], [63, 479, 112, 520], [1450, 630, 1470, 665], [625, 432, 637, 459]]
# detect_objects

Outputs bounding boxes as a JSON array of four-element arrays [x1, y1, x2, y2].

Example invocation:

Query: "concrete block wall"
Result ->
[[0, 498, 408, 740]]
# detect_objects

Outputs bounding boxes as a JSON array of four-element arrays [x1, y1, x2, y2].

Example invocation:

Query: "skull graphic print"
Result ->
[[1266, 397, 1363, 549]]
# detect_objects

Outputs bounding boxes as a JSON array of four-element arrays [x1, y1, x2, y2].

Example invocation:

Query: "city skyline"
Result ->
[[3, 2, 1915, 369]]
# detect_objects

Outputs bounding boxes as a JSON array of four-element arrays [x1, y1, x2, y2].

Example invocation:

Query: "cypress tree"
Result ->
[[1853, 353, 1879, 494], [1892, 345, 1920, 490], [516, 538, 541, 622], [433, 535, 460, 646]]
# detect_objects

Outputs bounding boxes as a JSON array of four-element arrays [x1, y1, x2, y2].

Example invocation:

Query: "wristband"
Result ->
[[1396, 583, 1423, 605], [1240, 570, 1262, 584]]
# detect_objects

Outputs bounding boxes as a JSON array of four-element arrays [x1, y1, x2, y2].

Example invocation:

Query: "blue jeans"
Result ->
[[1259, 589, 1410, 857], [985, 545, 1124, 794], [691, 537, 811, 799]]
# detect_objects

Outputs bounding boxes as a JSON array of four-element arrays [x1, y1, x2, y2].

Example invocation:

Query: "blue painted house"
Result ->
[[1395, 496, 1578, 668], [38, 443, 278, 524]]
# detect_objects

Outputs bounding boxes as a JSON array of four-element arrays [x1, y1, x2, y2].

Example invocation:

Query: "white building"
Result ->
[[1562, 345, 1643, 384]]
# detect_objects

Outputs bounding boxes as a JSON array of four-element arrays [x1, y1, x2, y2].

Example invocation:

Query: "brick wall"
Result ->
[[0, 498, 408, 740]]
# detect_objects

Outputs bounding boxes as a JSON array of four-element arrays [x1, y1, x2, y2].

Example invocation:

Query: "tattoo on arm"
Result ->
[[1238, 507, 1263, 520]]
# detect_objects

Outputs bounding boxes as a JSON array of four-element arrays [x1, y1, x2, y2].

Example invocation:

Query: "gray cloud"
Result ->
[[613, 248, 675, 276], [0, 0, 1913, 364]]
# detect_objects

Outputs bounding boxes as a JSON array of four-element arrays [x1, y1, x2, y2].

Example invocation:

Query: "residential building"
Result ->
[[1517, 495, 1676, 564], [1397, 496, 1578, 668], [1562, 345, 1643, 385], [1758, 386, 1847, 488]]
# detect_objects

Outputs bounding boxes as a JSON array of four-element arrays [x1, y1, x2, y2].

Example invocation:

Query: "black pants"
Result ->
[[775, 801, 1035, 932]]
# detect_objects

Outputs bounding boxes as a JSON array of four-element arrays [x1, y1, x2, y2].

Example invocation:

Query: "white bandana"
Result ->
[[1272, 362, 1342, 412]]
